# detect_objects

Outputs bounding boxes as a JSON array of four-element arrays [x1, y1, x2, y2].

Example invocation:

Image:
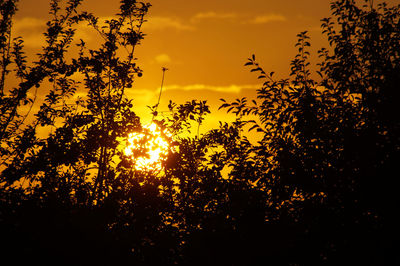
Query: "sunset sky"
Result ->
[[13, 0, 399, 132]]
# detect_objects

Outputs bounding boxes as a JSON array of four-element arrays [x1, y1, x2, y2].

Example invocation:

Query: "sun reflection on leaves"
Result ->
[[124, 123, 173, 171]]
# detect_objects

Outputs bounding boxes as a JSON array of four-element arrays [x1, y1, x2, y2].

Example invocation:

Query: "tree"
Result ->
[[1, 0, 399, 265], [220, 0, 399, 264], [0, 0, 180, 264]]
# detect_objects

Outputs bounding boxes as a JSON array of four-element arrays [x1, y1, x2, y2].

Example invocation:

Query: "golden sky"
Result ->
[[13, 0, 399, 132]]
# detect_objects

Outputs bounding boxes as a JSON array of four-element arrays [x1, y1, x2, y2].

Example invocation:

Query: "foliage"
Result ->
[[0, 0, 399, 265], [219, 0, 400, 264]]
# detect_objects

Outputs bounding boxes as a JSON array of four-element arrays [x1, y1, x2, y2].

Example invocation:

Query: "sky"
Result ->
[[12, 0, 399, 133]]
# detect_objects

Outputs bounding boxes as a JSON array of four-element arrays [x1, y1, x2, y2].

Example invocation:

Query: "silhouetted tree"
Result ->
[[1, 0, 399, 265], [219, 0, 399, 264], [0, 0, 180, 264]]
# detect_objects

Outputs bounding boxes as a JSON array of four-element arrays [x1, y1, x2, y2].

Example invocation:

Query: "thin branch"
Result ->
[[152, 67, 168, 121]]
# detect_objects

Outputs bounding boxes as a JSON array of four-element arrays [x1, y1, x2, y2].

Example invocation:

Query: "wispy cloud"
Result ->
[[191, 11, 237, 22], [11, 15, 194, 48], [13, 17, 46, 32], [12, 17, 46, 48], [190, 12, 287, 25], [246, 14, 287, 24], [12, 17, 96, 48], [162, 84, 259, 94], [144, 16, 194, 31], [155, 54, 172, 64]]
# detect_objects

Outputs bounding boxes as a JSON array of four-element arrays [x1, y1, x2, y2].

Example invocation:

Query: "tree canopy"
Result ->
[[1, 0, 399, 265]]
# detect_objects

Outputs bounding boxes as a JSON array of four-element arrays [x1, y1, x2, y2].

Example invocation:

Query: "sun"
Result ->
[[124, 123, 172, 171]]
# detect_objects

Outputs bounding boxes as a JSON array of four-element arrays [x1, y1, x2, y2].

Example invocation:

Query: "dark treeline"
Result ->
[[0, 0, 399, 265]]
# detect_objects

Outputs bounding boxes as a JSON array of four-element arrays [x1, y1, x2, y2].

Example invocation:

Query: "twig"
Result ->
[[153, 67, 168, 119]]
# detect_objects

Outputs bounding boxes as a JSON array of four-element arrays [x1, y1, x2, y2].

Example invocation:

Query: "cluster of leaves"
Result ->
[[217, 0, 400, 264], [0, 0, 399, 265]]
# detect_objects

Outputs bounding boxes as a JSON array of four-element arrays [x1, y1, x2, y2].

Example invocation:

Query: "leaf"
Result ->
[[251, 67, 262, 72], [249, 124, 259, 132]]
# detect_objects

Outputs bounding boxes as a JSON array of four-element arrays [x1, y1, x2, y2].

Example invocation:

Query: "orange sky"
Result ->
[[12, 0, 399, 133]]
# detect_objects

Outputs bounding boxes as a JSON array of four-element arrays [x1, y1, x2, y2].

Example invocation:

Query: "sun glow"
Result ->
[[124, 123, 172, 171]]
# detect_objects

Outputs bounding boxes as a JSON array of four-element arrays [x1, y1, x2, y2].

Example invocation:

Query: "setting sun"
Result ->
[[124, 123, 172, 171]]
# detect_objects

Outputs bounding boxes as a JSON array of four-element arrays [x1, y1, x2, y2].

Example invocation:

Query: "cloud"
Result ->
[[126, 88, 155, 101], [155, 54, 171, 64], [12, 17, 46, 48], [12, 17, 96, 48], [247, 14, 287, 24], [191, 12, 237, 22], [144, 16, 194, 31], [13, 17, 46, 32], [162, 84, 259, 94], [94, 16, 193, 32]]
